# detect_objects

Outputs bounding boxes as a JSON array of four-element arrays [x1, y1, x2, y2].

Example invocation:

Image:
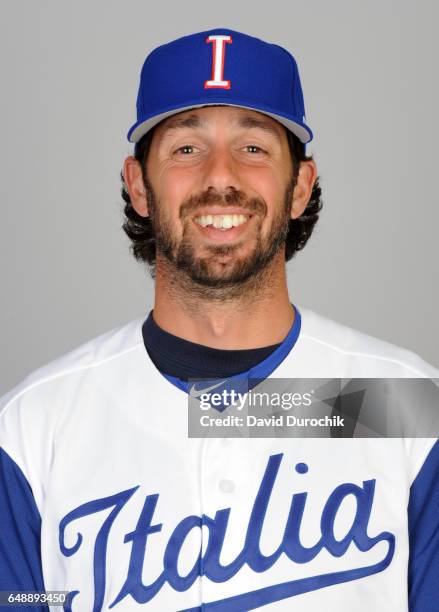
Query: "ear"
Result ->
[[123, 156, 149, 217], [291, 159, 318, 220]]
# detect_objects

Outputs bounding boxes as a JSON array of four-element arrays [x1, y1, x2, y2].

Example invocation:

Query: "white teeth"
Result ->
[[195, 214, 249, 229], [222, 215, 233, 229]]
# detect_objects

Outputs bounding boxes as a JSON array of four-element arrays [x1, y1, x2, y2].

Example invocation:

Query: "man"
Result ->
[[1, 28, 438, 611]]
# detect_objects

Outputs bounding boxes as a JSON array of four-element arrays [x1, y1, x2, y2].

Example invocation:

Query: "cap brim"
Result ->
[[127, 102, 313, 144]]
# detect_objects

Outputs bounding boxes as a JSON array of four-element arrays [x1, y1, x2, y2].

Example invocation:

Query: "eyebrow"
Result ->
[[234, 115, 282, 143], [158, 111, 282, 143], [158, 114, 206, 139]]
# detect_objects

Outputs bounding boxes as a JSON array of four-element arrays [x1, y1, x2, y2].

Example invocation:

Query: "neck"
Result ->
[[152, 253, 294, 349]]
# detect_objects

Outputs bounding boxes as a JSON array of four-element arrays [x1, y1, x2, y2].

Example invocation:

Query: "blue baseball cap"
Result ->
[[127, 28, 313, 144]]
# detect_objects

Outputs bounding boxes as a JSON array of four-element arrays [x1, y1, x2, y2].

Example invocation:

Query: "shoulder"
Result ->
[[0, 318, 145, 509], [0, 317, 145, 421], [297, 306, 439, 378]]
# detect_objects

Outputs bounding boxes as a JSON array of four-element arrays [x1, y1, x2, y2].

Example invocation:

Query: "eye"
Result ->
[[174, 145, 199, 155], [244, 145, 266, 154]]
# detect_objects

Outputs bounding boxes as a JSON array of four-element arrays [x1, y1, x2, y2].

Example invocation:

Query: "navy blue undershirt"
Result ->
[[142, 310, 283, 381]]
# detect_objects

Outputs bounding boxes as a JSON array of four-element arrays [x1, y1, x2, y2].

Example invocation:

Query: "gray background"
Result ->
[[1, 0, 438, 396]]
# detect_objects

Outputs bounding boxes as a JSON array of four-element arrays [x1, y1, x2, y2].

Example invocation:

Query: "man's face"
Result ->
[[145, 106, 295, 287]]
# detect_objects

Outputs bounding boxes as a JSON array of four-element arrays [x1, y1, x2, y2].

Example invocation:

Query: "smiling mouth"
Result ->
[[194, 213, 251, 230]]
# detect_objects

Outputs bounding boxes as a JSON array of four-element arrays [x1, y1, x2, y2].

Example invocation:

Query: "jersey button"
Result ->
[[219, 479, 235, 493]]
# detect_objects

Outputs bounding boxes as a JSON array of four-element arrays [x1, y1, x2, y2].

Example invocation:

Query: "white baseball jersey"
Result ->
[[1, 307, 438, 611]]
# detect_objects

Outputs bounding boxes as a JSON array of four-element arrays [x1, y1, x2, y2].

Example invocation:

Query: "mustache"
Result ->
[[179, 189, 267, 218]]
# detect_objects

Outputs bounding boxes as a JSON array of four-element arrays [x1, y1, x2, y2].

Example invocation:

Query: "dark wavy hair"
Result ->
[[121, 124, 322, 264]]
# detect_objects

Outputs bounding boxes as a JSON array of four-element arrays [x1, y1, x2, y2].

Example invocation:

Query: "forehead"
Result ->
[[154, 105, 286, 141]]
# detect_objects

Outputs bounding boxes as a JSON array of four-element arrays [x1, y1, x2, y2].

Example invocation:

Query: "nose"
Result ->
[[201, 147, 242, 194]]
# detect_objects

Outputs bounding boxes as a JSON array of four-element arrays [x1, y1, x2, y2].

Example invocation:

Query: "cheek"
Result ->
[[148, 153, 194, 205], [241, 169, 289, 215], [153, 169, 195, 223]]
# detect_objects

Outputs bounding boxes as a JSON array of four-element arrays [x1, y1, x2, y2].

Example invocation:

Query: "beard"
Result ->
[[146, 179, 294, 289]]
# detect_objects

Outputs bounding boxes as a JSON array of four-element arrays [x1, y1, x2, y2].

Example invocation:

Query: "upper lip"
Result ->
[[192, 207, 253, 218]]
